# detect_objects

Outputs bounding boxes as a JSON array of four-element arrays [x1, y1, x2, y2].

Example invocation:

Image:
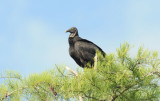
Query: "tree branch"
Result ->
[[152, 71, 160, 77], [65, 66, 78, 76], [94, 53, 98, 69], [55, 64, 65, 76], [110, 84, 134, 101], [84, 93, 105, 101], [1, 86, 28, 101]]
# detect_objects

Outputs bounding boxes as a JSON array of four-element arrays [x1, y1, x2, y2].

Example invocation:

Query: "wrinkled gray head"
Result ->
[[65, 27, 78, 38], [65, 27, 78, 33]]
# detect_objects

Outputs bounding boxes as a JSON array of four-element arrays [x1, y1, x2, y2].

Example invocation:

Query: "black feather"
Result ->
[[66, 27, 105, 68]]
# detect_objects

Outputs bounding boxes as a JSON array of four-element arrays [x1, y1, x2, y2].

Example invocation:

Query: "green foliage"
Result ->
[[0, 42, 160, 101]]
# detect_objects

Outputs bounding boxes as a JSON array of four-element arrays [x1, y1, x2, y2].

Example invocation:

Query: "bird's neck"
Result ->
[[69, 32, 79, 38], [68, 37, 74, 45], [68, 35, 79, 46]]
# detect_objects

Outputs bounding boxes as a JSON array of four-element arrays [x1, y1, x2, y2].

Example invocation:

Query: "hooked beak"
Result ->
[[65, 29, 70, 33]]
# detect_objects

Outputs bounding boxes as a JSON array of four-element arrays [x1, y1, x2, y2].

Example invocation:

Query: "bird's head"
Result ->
[[65, 27, 78, 38]]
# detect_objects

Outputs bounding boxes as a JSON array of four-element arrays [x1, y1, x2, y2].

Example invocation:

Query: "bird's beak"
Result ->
[[65, 29, 69, 33]]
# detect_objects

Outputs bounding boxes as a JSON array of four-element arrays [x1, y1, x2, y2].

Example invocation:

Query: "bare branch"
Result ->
[[94, 53, 98, 69], [65, 66, 78, 76], [1, 86, 28, 101], [152, 71, 160, 77]]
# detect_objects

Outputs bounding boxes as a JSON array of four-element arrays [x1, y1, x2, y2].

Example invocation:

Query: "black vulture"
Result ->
[[66, 27, 105, 68]]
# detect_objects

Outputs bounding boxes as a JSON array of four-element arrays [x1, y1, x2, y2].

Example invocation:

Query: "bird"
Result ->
[[66, 27, 105, 68]]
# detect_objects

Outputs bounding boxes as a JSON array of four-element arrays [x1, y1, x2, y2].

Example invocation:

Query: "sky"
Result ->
[[0, 0, 160, 77]]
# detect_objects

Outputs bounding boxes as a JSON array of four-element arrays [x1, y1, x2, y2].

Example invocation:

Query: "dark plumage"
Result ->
[[66, 27, 105, 68]]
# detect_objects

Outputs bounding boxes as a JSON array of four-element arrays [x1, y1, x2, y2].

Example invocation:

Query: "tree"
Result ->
[[0, 42, 160, 101]]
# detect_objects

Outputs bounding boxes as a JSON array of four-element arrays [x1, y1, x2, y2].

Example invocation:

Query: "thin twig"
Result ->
[[65, 66, 78, 76], [152, 71, 160, 77], [1, 86, 28, 101], [55, 64, 65, 76], [110, 85, 134, 101], [84, 94, 103, 101]]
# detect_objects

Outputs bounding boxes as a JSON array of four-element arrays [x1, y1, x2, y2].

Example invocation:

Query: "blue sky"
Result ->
[[0, 0, 160, 76]]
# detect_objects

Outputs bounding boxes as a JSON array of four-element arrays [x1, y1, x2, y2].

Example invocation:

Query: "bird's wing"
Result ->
[[74, 39, 99, 61], [75, 38, 105, 56]]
